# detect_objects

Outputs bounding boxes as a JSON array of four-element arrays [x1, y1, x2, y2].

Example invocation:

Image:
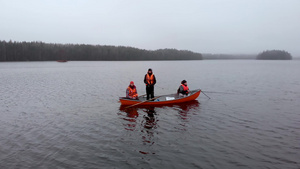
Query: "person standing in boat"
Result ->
[[144, 68, 156, 100], [126, 81, 138, 99], [177, 80, 190, 97]]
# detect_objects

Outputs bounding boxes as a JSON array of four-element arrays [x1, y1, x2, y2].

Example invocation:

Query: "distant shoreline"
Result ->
[[0, 40, 296, 61], [0, 40, 203, 61]]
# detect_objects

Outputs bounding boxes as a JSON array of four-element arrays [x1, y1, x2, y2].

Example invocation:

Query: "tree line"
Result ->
[[256, 50, 292, 60], [0, 40, 203, 61]]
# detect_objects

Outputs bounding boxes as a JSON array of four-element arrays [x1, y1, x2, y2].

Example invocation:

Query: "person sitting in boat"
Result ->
[[177, 80, 190, 97], [126, 81, 138, 99]]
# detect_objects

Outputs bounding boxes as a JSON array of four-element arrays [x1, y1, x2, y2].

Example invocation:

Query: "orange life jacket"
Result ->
[[146, 74, 154, 85], [127, 86, 138, 98], [180, 84, 189, 94]]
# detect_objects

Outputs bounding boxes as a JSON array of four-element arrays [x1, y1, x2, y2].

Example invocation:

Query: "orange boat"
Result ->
[[119, 89, 201, 106]]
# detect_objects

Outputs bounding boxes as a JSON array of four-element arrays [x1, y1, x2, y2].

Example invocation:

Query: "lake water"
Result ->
[[0, 60, 299, 169]]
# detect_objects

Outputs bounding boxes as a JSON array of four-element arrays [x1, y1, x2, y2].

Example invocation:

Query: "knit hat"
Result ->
[[181, 80, 187, 84], [130, 81, 134, 84]]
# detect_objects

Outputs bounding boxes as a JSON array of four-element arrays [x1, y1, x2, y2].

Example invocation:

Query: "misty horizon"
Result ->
[[2, 39, 299, 59]]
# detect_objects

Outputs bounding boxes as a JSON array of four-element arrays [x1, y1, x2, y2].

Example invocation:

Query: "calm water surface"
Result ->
[[0, 60, 299, 169]]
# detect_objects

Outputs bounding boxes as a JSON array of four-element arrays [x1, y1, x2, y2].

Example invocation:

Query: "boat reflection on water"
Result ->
[[119, 106, 158, 154], [118, 100, 200, 154], [169, 100, 201, 131], [175, 100, 200, 110], [141, 106, 157, 129], [119, 100, 200, 130], [119, 106, 158, 131], [140, 106, 157, 154], [171, 100, 200, 120], [118, 106, 139, 131]]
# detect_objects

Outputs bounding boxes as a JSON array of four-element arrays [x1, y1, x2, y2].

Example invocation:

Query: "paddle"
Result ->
[[139, 94, 147, 98], [125, 96, 161, 109], [201, 90, 211, 99]]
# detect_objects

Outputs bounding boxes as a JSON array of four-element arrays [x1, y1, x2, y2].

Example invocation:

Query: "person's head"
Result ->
[[148, 68, 152, 74], [130, 81, 134, 87], [181, 80, 187, 86]]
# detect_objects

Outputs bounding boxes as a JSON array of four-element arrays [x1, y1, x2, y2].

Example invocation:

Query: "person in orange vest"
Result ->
[[144, 68, 156, 100], [177, 80, 190, 97], [126, 81, 138, 99]]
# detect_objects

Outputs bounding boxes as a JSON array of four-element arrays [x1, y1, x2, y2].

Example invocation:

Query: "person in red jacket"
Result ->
[[144, 68, 156, 100], [177, 80, 190, 97], [126, 81, 138, 99]]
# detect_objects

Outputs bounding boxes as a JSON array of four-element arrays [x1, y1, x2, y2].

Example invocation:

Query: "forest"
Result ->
[[0, 40, 203, 61], [256, 50, 292, 60]]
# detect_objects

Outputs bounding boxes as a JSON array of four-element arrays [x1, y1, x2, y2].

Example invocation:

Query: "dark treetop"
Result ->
[[256, 50, 292, 60]]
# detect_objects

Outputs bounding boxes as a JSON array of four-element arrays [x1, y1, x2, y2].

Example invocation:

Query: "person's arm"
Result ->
[[179, 85, 184, 93], [126, 88, 130, 98], [144, 74, 147, 85], [135, 88, 138, 97], [153, 75, 156, 85]]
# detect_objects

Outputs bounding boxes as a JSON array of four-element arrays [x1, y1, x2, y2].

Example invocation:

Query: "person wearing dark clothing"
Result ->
[[144, 68, 156, 100], [177, 80, 190, 97]]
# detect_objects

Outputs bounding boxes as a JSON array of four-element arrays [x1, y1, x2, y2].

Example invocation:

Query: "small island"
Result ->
[[256, 50, 292, 60]]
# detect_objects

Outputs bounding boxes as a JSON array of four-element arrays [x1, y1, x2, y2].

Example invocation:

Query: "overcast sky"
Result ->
[[1, 0, 300, 56]]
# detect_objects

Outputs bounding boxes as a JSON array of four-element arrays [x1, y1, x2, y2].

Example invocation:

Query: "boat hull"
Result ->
[[119, 89, 201, 106]]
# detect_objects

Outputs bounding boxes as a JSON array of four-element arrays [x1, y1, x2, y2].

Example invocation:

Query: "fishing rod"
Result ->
[[202, 91, 235, 94], [201, 90, 211, 99]]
